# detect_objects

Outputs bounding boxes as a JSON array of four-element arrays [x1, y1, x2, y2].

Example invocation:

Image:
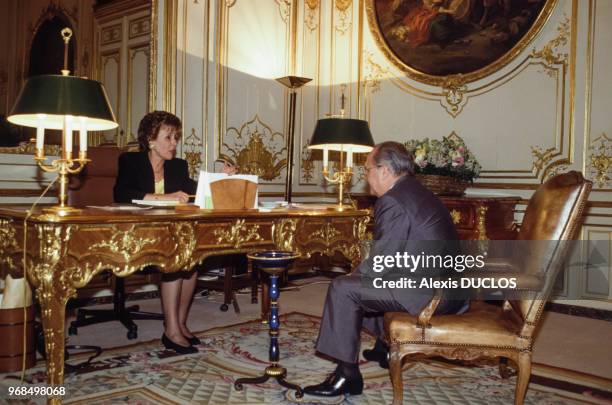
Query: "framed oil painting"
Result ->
[[365, 0, 558, 85]]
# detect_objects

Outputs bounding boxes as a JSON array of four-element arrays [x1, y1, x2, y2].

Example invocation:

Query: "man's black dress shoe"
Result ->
[[362, 338, 389, 369], [303, 371, 363, 397], [186, 335, 201, 346], [161, 334, 198, 354], [362, 346, 389, 369]]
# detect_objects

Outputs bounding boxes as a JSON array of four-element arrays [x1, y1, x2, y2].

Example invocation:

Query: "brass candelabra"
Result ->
[[8, 27, 117, 215], [34, 117, 89, 216], [322, 149, 354, 211]]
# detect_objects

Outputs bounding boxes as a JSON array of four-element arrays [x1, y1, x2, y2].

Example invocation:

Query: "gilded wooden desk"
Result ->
[[0, 206, 370, 404]]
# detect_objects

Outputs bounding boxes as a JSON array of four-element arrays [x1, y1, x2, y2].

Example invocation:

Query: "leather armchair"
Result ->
[[384, 171, 592, 405]]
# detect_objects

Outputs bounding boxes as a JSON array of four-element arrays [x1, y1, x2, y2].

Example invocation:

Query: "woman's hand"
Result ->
[[144, 191, 190, 203], [166, 191, 190, 203]]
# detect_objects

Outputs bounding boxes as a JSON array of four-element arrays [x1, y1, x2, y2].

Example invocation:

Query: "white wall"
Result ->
[[160, 0, 610, 307]]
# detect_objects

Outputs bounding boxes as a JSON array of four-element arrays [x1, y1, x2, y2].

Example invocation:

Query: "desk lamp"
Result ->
[[8, 28, 117, 215], [308, 117, 374, 210]]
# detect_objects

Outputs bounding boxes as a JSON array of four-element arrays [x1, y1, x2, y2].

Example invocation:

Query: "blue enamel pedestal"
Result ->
[[234, 251, 303, 398]]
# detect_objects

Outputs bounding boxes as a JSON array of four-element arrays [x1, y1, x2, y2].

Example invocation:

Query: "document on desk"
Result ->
[[131, 199, 181, 207], [87, 205, 153, 211]]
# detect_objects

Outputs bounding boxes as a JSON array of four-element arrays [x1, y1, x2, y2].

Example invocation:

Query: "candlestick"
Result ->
[[79, 118, 88, 152]]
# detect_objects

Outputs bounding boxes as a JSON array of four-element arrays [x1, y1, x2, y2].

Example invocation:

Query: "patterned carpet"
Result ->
[[1, 312, 610, 404]]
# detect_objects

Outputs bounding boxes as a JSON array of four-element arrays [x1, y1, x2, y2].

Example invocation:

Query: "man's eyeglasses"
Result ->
[[364, 164, 381, 174]]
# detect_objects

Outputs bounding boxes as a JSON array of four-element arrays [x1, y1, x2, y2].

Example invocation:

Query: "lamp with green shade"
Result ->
[[308, 117, 375, 210], [7, 28, 117, 215]]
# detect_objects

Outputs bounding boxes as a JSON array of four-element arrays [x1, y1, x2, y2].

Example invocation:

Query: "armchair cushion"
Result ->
[[386, 302, 526, 350]]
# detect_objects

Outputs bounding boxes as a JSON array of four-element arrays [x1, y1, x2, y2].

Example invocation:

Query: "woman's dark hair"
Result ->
[[372, 141, 415, 176], [137, 111, 182, 152]]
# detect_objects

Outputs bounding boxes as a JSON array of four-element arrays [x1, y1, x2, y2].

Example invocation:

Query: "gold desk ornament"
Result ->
[[7, 27, 118, 216]]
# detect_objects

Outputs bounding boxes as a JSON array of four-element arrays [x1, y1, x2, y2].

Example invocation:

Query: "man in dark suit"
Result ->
[[304, 141, 466, 397]]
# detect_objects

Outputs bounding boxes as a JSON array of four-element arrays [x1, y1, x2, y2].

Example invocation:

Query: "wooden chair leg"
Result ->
[[514, 352, 532, 405], [388, 349, 404, 405]]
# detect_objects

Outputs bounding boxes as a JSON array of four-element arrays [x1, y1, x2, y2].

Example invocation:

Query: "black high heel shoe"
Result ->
[[161, 334, 198, 355], [186, 336, 201, 346]]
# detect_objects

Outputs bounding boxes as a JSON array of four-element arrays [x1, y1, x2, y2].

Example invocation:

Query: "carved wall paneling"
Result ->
[[583, 0, 612, 192], [94, 3, 151, 146], [100, 51, 121, 141], [127, 44, 151, 142]]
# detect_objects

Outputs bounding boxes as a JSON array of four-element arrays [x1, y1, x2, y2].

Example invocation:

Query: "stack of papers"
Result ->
[[131, 199, 181, 207], [87, 205, 153, 211]]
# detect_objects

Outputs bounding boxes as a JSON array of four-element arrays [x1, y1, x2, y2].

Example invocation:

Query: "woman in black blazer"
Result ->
[[114, 111, 199, 354]]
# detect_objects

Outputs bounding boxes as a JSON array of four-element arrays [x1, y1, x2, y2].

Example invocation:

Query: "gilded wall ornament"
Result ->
[[306, 0, 319, 9], [300, 144, 315, 183], [334, 0, 352, 34], [276, 0, 292, 23], [221, 115, 287, 181], [531, 144, 570, 184], [531, 17, 569, 69], [214, 219, 263, 248], [363, 51, 387, 94], [531, 146, 555, 177], [305, 0, 319, 31], [183, 128, 203, 179], [588, 133, 611, 188], [543, 161, 569, 182], [441, 76, 468, 117]]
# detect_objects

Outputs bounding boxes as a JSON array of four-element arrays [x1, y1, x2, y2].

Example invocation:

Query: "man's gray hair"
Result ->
[[372, 141, 415, 176]]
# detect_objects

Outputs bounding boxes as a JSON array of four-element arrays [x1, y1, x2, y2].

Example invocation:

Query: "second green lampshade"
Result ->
[[8, 75, 118, 131], [308, 118, 374, 153]]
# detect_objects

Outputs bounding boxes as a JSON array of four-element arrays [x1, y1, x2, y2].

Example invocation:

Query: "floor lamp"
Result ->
[[275, 76, 312, 204]]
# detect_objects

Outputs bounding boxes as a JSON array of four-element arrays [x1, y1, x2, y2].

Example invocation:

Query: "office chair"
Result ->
[[67, 145, 163, 340]]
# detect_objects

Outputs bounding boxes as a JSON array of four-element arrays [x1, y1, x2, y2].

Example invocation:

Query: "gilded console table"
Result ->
[[0, 206, 370, 404]]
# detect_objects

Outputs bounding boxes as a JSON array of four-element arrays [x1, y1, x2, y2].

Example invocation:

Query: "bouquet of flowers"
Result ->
[[404, 136, 481, 183]]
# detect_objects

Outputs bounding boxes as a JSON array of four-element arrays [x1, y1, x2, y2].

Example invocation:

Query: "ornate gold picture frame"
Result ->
[[365, 0, 558, 86]]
